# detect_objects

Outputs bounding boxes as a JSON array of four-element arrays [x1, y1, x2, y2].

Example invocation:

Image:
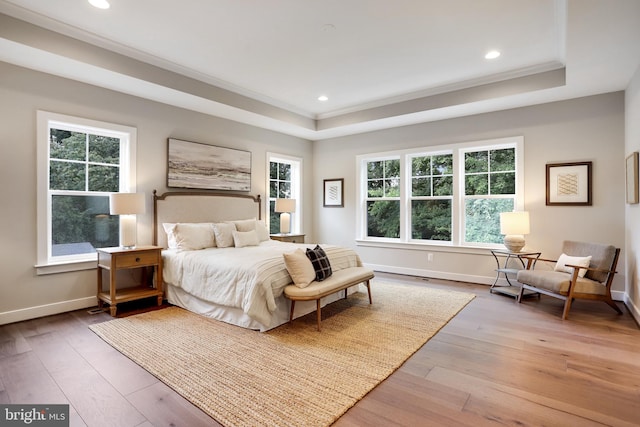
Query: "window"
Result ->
[[267, 153, 301, 233], [37, 111, 137, 273], [357, 136, 523, 248]]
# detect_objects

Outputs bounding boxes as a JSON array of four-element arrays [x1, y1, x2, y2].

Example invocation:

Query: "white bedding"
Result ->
[[162, 240, 363, 328]]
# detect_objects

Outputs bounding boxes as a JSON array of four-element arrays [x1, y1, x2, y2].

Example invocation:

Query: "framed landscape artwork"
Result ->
[[167, 138, 251, 191], [545, 161, 592, 206]]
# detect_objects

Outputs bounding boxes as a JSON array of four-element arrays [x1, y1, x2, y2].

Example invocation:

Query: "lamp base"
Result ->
[[503, 235, 525, 252]]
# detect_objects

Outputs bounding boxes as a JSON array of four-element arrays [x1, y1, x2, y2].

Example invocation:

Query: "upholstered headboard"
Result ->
[[153, 190, 262, 248]]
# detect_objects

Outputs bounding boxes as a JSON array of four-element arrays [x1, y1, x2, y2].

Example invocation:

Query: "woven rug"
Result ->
[[89, 281, 474, 427]]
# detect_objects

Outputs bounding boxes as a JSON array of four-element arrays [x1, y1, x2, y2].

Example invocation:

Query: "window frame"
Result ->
[[356, 136, 524, 249], [266, 153, 302, 234], [36, 111, 137, 275]]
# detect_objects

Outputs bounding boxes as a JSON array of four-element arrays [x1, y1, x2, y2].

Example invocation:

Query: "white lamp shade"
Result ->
[[274, 198, 296, 213], [500, 211, 530, 235], [109, 193, 146, 215]]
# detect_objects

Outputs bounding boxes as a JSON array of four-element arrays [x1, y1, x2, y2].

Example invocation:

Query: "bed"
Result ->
[[153, 190, 365, 331]]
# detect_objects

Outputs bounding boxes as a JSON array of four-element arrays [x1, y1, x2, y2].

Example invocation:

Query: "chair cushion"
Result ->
[[562, 241, 616, 283], [516, 270, 607, 296]]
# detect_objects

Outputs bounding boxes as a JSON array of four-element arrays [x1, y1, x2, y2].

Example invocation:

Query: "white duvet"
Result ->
[[162, 240, 362, 327]]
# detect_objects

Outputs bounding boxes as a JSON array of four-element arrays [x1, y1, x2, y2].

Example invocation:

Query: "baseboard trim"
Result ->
[[623, 294, 640, 325], [365, 263, 628, 302], [0, 296, 97, 325]]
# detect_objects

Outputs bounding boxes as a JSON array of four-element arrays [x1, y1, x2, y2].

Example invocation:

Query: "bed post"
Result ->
[[152, 190, 158, 246]]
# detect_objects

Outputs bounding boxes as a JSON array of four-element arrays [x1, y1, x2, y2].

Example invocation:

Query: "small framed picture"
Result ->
[[626, 152, 639, 204], [323, 178, 344, 207], [546, 161, 592, 206]]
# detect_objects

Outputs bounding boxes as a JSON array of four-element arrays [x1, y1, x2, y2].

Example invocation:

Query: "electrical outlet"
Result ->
[[427, 253, 434, 262]]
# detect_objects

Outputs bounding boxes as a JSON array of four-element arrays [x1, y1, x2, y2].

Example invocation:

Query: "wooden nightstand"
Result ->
[[96, 245, 163, 316], [270, 233, 305, 244]]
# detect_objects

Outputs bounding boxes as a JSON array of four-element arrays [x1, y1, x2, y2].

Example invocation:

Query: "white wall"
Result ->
[[313, 93, 626, 296], [0, 61, 313, 324], [625, 64, 640, 321]]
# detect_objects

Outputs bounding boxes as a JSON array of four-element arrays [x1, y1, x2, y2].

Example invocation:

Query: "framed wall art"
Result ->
[[545, 161, 592, 206], [323, 178, 344, 207], [167, 138, 251, 191], [626, 152, 639, 204]]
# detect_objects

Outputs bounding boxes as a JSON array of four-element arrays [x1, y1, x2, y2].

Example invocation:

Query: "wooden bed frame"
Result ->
[[152, 190, 262, 248]]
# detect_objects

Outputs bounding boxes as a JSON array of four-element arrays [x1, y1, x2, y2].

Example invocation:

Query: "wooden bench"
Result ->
[[284, 267, 374, 331]]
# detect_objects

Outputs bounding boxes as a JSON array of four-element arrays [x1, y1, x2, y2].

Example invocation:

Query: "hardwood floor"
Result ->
[[1, 274, 639, 426]]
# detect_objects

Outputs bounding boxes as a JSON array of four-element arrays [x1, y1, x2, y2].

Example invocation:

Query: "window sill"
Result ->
[[355, 239, 501, 256], [35, 259, 97, 275]]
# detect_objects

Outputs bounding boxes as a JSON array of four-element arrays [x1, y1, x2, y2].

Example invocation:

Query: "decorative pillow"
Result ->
[[162, 223, 178, 249], [231, 218, 257, 232], [212, 222, 236, 248], [254, 221, 270, 242], [232, 229, 260, 248], [283, 248, 316, 288], [305, 245, 333, 281], [554, 253, 592, 278], [173, 223, 216, 250]]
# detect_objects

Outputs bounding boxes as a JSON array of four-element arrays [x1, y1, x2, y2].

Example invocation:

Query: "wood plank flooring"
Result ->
[[1, 273, 638, 427]]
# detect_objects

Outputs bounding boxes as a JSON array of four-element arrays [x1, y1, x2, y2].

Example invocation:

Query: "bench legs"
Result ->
[[288, 279, 373, 331]]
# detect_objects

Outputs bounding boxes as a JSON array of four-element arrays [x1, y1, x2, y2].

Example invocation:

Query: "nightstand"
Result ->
[[96, 245, 163, 316], [270, 233, 305, 243]]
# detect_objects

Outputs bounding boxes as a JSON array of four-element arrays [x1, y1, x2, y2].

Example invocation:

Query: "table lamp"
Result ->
[[109, 192, 145, 249], [274, 198, 296, 234], [499, 211, 530, 252]]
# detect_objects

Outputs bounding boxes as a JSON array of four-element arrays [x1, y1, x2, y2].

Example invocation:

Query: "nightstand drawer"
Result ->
[[116, 250, 160, 268]]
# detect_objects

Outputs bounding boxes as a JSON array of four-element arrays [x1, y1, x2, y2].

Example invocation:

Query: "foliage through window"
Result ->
[[37, 111, 136, 270], [357, 137, 523, 247], [268, 154, 301, 234]]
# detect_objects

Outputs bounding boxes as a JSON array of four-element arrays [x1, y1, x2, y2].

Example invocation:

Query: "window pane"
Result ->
[[490, 172, 515, 194], [88, 165, 119, 192], [278, 182, 291, 198], [368, 179, 383, 197], [278, 163, 291, 180], [269, 181, 278, 198], [50, 161, 85, 191], [412, 156, 430, 176], [465, 174, 488, 195], [412, 177, 431, 196], [367, 200, 400, 238], [433, 176, 453, 196], [465, 151, 488, 173], [464, 198, 514, 244], [89, 135, 120, 164], [270, 162, 278, 180], [269, 200, 280, 233], [384, 178, 400, 197], [432, 154, 453, 175], [367, 161, 384, 179], [51, 194, 119, 255], [490, 148, 515, 172], [50, 130, 85, 161], [385, 159, 400, 177], [411, 200, 451, 241]]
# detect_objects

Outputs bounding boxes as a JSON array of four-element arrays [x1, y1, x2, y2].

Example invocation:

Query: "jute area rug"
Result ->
[[89, 281, 474, 427]]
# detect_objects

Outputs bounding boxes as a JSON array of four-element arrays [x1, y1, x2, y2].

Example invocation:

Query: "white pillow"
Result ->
[[232, 229, 260, 248], [173, 223, 216, 250], [254, 221, 270, 242], [162, 223, 178, 249], [554, 253, 592, 278], [230, 218, 257, 232], [283, 248, 316, 288], [212, 222, 236, 248]]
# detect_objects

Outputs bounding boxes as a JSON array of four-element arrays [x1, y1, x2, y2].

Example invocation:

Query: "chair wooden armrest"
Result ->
[[564, 263, 617, 275]]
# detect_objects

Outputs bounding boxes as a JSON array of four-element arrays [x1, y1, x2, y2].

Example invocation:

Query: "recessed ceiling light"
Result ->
[[485, 50, 501, 59], [318, 95, 329, 102], [89, 0, 110, 9]]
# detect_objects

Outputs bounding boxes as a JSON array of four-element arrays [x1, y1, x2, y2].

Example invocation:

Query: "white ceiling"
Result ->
[[1, 0, 639, 140]]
